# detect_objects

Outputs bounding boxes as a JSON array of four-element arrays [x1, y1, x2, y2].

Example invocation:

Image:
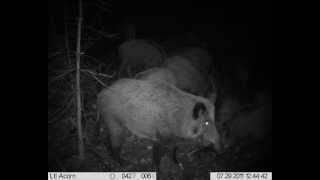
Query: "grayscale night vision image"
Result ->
[[48, 0, 272, 179]]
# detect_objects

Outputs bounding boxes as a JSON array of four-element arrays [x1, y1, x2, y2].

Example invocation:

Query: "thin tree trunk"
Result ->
[[76, 0, 85, 160]]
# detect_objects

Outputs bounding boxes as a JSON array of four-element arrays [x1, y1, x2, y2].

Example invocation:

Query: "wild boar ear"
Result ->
[[192, 102, 207, 120]]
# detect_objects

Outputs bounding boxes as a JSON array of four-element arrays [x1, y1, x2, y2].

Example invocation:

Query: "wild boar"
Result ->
[[164, 56, 210, 96], [170, 47, 213, 76], [217, 92, 272, 148], [97, 78, 221, 169], [118, 39, 166, 77], [134, 67, 177, 87]]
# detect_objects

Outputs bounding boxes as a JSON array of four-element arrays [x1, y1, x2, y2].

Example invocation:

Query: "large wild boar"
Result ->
[[133, 47, 215, 95], [134, 67, 177, 87], [133, 47, 214, 96], [118, 39, 166, 77], [165, 47, 214, 96], [97, 78, 221, 169], [165, 56, 209, 95], [217, 92, 272, 148], [169, 47, 213, 75], [135, 56, 210, 96]]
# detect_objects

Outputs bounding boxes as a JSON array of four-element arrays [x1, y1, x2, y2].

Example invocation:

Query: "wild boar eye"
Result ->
[[205, 121, 209, 126]]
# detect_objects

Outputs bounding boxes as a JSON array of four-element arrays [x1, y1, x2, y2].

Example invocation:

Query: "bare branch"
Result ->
[[85, 2, 112, 13], [80, 69, 108, 87], [48, 51, 65, 59], [65, 22, 119, 39], [97, 72, 115, 78], [81, 69, 115, 78], [83, 25, 119, 39], [81, 54, 101, 63], [49, 68, 76, 85]]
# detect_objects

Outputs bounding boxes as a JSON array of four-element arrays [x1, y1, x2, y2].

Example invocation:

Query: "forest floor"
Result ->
[[49, 134, 272, 180]]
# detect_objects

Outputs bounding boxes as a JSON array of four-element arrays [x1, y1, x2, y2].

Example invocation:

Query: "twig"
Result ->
[[186, 148, 201, 160], [84, 25, 119, 38], [81, 54, 102, 64], [65, 22, 119, 39], [84, 2, 112, 13], [81, 69, 114, 78], [48, 51, 65, 59], [97, 72, 115, 78], [49, 68, 75, 85], [81, 69, 107, 87], [49, 66, 74, 74]]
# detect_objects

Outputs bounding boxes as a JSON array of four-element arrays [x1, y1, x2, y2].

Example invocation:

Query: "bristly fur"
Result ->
[[97, 78, 221, 169]]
